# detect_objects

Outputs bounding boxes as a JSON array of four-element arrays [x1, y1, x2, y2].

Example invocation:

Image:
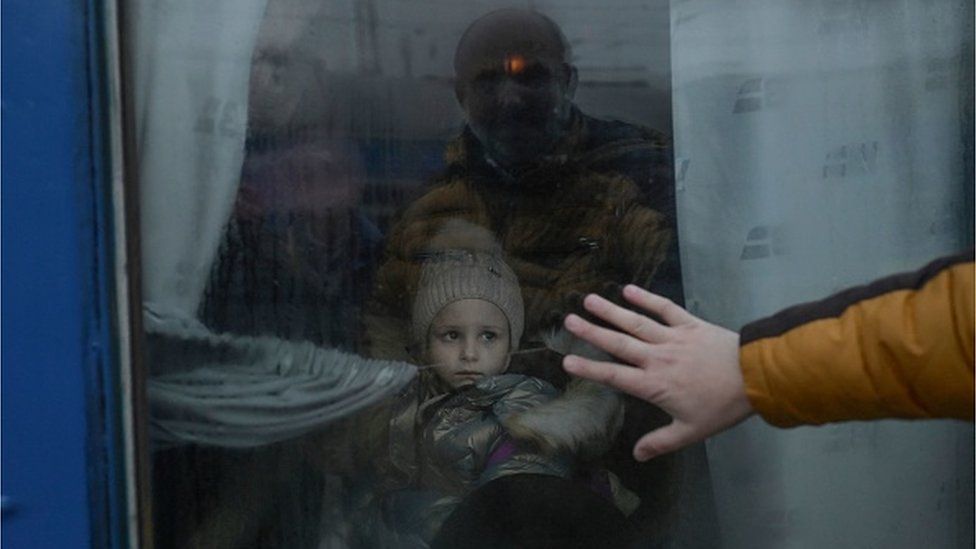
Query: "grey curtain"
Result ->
[[670, 1, 974, 547]]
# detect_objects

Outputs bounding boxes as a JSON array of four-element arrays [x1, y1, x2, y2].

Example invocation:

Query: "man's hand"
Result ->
[[561, 285, 753, 461]]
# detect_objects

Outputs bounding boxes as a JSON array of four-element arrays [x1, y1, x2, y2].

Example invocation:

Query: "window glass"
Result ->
[[126, 1, 973, 548]]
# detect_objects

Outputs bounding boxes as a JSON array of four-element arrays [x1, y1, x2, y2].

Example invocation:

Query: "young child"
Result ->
[[359, 250, 564, 544], [357, 250, 634, 547]]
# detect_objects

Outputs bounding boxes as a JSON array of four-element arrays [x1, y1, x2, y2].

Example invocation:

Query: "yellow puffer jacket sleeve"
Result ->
[[739, 251, 974, 427]]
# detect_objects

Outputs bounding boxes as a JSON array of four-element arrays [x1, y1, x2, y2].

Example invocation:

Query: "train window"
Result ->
[[122, 1, 973, 548]]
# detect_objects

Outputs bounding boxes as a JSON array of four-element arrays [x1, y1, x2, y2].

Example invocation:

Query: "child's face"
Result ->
[[426, 299, 511, 389]]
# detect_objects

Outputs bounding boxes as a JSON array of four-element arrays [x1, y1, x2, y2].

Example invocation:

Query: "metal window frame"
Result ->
[[1, 0, 148, 547]]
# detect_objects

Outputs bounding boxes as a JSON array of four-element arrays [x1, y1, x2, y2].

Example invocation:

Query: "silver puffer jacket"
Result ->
[[364, 373, 572, 546], [389, 373, 573, 493]]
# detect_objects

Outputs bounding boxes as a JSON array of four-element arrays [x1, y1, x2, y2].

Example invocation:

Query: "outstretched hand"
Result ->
[[562, 285, 753, 461]]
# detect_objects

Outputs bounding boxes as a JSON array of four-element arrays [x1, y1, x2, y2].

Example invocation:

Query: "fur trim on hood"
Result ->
[[502, 328, 624, 461]]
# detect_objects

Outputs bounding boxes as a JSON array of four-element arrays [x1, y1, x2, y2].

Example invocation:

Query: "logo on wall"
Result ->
[[733, 78, 777, 114], [740, 224, 786, 260], [822, 141, 878, 179]]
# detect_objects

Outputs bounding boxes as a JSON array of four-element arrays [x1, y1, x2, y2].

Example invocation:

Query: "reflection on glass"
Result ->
[[359, 9, 692, 547], [140, 2, 694, 547], [131, 0, 972, 547]]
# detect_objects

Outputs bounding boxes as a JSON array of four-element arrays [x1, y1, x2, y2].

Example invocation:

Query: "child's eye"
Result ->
[[441, 330, 460, 341], [481, 331, 497, 342]]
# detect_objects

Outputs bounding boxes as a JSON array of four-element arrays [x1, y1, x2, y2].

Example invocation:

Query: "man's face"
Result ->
[[426, 299, 511, 389], [457, 52, 573, 167]]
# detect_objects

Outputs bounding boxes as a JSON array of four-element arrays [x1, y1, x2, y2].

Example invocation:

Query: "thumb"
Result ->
[[632, 421, 697, 462]]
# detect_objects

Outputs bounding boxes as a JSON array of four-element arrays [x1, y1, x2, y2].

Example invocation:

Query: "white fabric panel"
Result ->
[[145, 309, 415, 450], [127, 0, 268, 318], [670, 1, 973, 547]]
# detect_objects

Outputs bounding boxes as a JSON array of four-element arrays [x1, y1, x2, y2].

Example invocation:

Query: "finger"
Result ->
[[563, 314, 650, 366], [632, 421, 699, 462], [562, 355, 650, 395], [581, 293, 670, 343], [622, 285, 696, 326]]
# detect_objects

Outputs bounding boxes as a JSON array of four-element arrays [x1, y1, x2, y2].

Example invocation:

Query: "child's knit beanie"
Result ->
[[411, 250, 524, 350]]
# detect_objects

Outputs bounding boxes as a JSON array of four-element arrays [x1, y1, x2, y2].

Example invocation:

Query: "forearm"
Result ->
[[739, 252, 974, 427]]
